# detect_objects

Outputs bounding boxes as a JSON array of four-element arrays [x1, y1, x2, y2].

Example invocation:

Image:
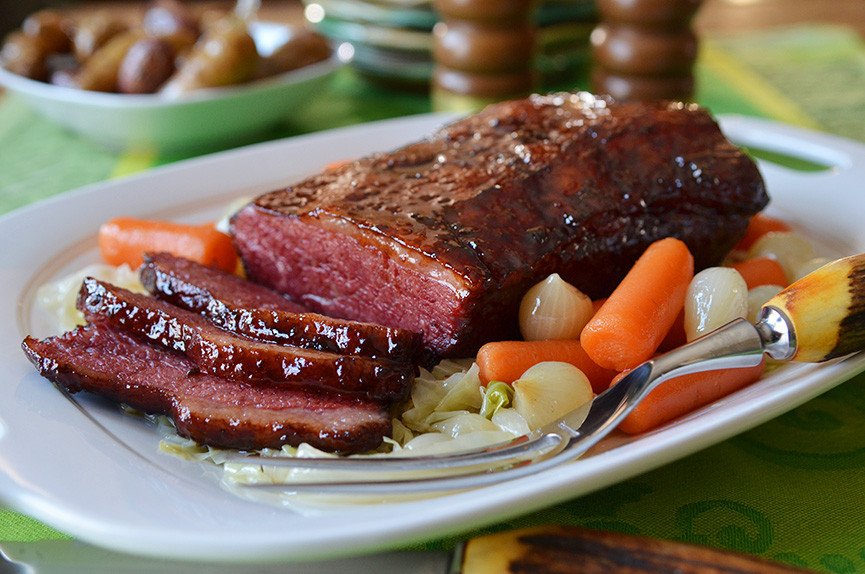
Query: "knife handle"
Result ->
[[765, 253, 865, 362], [459, 525, 814, 573]]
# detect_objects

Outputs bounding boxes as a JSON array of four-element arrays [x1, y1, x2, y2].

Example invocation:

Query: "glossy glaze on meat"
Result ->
[[22, 323, 391, 453], [77, 277, 413, 402], [140, 252, 425, 365], [231, 92, 769, 357]]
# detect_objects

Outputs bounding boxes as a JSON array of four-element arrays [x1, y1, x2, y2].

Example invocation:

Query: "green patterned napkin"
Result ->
[[2, 24, 865, 573]]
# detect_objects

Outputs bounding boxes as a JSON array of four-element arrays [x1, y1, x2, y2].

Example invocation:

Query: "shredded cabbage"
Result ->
[[36, 263, 146, 334]]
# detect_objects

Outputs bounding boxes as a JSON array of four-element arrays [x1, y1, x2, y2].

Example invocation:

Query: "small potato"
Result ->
[[75, 30, 144, 92], [143, 0, 200, 38], [160, 18, 258, 96], [117, 38, 175, 94], [72, 11, 128, 62], [143, 0, 200, 56], [0, 31, 49, 80], [22, 9, 72, 54], [256, 28, 331, 79], [155, 29, 199, 60]]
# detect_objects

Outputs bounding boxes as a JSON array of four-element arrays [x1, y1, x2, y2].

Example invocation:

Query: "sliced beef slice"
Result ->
[[76, 277, 413, 402], [140, 252, 425, 365], [22, 322, 392, 453]]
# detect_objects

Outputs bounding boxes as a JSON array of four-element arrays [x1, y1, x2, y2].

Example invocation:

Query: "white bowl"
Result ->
[[0, 22, 348, 154]]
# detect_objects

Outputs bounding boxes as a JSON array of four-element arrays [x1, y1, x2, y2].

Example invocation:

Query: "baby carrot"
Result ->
[[476, 339, 616, 394], [734, 213, 792, 251], [98, 217, 238, 273], [324, 158, 354, 170], [614, 359, 766, 434], [580, 237, 694, 372], [731, 256, 789, 289]]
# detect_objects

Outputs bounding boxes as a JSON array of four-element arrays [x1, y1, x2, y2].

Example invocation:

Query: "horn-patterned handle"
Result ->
[[765, 253, 865, 362]]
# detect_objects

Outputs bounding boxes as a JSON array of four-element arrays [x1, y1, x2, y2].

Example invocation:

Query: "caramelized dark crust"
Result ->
[[140, 252, 425, 366], [232, 93, 768, 357], [21, 323, 392, 453], [77, 277, 413, 402]]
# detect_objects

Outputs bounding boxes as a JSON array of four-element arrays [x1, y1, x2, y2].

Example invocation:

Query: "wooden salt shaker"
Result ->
[[591, 0, 702, 102], [432, 0, 537, 111]]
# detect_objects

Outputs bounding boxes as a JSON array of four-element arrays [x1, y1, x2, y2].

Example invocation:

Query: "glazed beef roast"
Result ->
[[231, 93, 769, 357]]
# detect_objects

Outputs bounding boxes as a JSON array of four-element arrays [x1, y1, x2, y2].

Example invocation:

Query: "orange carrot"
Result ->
[[613, 359, 766, 434], [731, 256, 788, 289], [734, 213, 792, 251], [580, 237, 694, 372], [324, 158, 354, 171], [476, 339, 616, 394], [98, 217, 238, 273]]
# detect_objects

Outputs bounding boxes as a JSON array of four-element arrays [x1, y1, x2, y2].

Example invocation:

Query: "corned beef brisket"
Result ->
[[230, 92, 768, 358]]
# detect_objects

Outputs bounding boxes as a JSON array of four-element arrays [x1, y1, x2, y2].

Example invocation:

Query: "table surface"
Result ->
[[2, 0, 865, 572]]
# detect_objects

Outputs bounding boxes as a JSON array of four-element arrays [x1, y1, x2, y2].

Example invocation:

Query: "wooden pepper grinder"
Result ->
[[431, 0, 537, 112], [591, 0, 702, 102]]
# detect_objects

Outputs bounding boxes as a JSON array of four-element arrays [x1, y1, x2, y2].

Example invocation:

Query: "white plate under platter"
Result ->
[[2, 113, 865, 563], [0, 22, 347, 154]]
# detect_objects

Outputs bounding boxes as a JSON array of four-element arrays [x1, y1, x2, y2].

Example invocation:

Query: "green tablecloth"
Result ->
[[3, 24, 865, 572]]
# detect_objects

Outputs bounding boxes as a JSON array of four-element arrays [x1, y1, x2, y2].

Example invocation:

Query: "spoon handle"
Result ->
[[765, 253, 865, 362]]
